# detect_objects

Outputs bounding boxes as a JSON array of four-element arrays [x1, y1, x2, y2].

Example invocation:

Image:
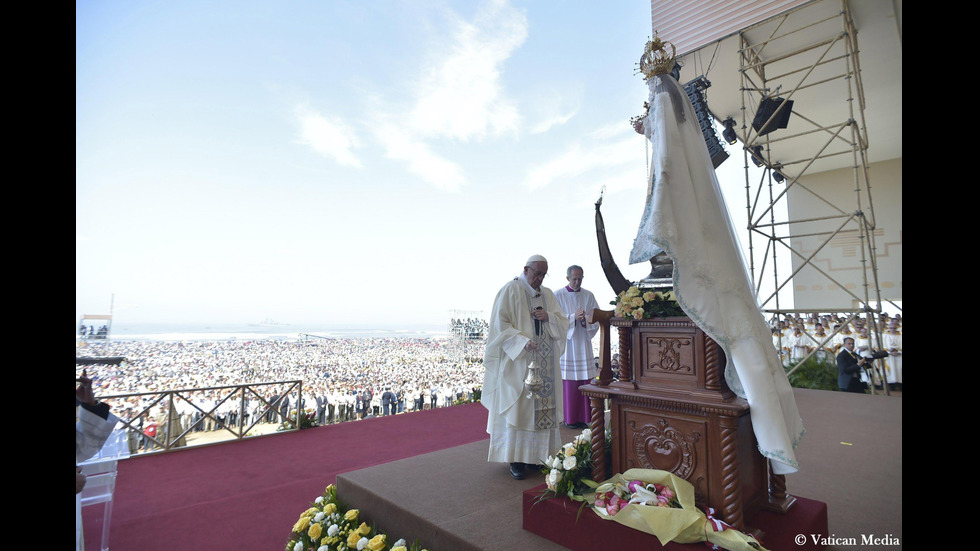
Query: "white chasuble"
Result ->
[[483, 275, 569, 464]]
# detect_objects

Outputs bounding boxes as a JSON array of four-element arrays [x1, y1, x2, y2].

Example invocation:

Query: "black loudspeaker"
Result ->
[[683, 76, 729, 169], [752, 97, 793, 135]]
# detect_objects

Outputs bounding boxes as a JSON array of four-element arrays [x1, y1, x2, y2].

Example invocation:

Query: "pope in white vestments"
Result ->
[[553, 265, 600, 427], [483, 255, 569, 480]]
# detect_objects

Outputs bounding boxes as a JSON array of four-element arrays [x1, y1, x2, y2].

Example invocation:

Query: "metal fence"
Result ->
[[92, 380, 304, 455]]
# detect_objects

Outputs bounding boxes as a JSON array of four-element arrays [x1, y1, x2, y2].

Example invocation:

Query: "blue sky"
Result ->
[[76, 0, 761, 328]]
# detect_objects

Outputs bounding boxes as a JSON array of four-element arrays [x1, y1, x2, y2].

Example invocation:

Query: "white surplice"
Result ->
[[483, 274, 569, 464], [553, 286, 600, 381], [629, 73, 805, 474], [884, 331, 902, 384]]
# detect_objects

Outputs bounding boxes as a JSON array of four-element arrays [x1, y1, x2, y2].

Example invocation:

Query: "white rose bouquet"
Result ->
[[537, 428, 596, 502]]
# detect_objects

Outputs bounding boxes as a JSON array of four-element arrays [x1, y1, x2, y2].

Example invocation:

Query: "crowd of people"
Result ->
[[76, 337, 487, 449], [80, 324, 110, 340], [770, 312, 902, 389], [74, 308, 901, 452]]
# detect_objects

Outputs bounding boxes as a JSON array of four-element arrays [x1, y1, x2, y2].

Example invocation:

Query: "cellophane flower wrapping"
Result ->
[[586, 468, 767, 551]]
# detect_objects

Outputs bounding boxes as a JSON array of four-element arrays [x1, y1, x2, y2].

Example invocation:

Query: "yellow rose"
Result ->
[[293, 516, 311, 533], [643, 291, 662, 301], [323, 503, 337, 515], [663, 291, 675, 301], [308, 523, 322, 541], [367, 534, 386, 551], [347, 531, 361, 548], [344, 509, 359, 522], [631, 297, 644, 308], [326, 484, 336, 492], [357, 522, 371, 536], [303, 507, 318, 518], [632, 308, 644, 320], [392, 547, 408, 551], [626, 286, 639, 297]]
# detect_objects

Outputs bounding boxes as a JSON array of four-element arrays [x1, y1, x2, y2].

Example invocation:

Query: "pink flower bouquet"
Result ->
[[588, 469, 767, 551]]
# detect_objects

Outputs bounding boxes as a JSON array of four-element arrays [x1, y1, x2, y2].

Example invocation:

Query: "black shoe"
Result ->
[[523, 462, 540, 472], [509, 462, 526, 480]]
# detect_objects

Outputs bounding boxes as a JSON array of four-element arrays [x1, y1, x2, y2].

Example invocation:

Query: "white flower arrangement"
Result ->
[[538, 428, 596, 501]]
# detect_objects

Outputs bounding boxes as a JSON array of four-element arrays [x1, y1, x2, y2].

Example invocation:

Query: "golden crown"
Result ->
[[638, 36, 676, 79]]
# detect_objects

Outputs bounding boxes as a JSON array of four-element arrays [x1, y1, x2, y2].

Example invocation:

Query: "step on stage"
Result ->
[[337, 436, 826, 551], [336, 388, 900, 550]]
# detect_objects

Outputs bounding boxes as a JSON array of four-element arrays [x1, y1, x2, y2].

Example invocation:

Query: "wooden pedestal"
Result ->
[[581, 316, 793, 531]]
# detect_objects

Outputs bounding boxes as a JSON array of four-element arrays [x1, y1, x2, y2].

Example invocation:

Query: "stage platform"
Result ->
[[337, 388, 901, 550], [89, 389, 900, 550]]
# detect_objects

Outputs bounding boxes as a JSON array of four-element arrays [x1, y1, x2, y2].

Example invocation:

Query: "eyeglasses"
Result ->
[[529, 269, 548, 279]]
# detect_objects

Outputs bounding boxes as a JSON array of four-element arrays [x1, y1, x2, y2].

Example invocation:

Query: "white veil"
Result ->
[[630, 74, 805, 474]]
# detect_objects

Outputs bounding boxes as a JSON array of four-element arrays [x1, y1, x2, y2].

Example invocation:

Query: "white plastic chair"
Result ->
[[78, 429, 130, 551]]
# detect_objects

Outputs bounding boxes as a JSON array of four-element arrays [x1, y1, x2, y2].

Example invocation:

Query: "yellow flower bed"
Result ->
[[285, 484, 429, 551]]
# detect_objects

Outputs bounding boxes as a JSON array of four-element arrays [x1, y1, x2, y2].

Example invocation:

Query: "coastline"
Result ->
[[76, 322, 452, 343]]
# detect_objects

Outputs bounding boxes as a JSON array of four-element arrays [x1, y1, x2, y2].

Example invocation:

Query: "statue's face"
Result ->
[[567, 269, 583, 291]]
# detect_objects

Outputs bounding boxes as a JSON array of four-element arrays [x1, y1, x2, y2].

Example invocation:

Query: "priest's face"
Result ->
[[524, 261, 548, 290], [567, 268, 584, 291]]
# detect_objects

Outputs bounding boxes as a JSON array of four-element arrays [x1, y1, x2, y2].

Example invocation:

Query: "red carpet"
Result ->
[[82, 403, 490, 551]]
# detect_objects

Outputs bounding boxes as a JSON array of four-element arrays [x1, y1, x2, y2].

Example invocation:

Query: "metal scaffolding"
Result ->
[[447, 309, 487, 365], [732, 0, 888, 392]]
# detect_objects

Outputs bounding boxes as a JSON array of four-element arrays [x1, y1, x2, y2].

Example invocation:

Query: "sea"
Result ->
[[78, 322, 451, 343]]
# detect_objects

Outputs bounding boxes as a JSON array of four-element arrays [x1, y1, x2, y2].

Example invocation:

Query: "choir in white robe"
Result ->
[[483, 274, 569, 465], [884, 330, 902, 384]]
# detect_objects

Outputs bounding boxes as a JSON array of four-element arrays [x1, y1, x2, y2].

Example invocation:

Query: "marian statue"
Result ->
[[630, 38, 805, 474]]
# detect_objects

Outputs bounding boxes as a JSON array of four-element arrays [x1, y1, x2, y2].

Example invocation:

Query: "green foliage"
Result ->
[[278, 409, 319, 431], [785, 355, 838, 391], [452, 389, 481, 406]]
